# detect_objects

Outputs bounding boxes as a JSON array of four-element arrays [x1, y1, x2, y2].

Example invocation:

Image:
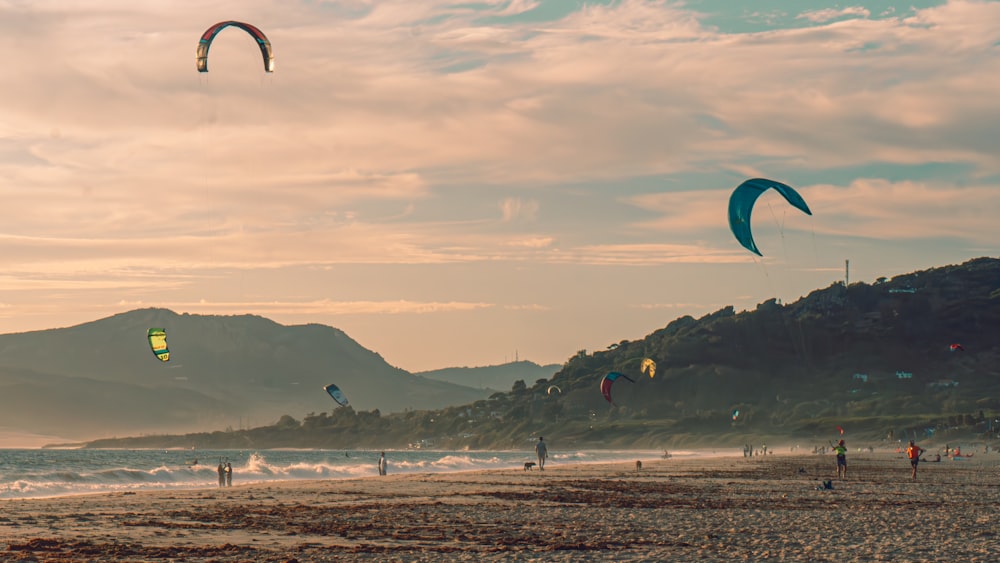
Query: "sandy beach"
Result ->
[[1, 451, 998, 562]]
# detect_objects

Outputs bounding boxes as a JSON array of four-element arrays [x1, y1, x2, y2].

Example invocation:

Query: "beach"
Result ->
[[1, 451, 998, 562]]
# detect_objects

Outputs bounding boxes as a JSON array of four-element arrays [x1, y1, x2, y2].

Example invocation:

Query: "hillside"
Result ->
[[79, 257, 1000, 451], [0, 309, 491, 441], [416, 361, 561, 392]]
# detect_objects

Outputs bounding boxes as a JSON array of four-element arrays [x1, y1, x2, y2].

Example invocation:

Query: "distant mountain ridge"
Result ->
[[0, 309, 492, 441], [78, 257, 1000, 450], [416, 361, 561, 392]]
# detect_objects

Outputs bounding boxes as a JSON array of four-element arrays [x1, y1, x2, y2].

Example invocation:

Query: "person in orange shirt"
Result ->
[[906, 440, 925, 480]]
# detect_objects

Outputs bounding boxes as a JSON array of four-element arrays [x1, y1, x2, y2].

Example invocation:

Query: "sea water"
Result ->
[[0, 448, 710, 499]]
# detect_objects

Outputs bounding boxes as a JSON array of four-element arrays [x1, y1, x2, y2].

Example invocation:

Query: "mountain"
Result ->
[[416, 361, 561, 392], [76, 257, 1000, 450], [531, 256, 1000, 445], [0, 309, 491, 441]]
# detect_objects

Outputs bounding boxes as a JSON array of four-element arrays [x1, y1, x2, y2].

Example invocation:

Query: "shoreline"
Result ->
[[0, 448, 725, 501], [2, 452, 998, 561]]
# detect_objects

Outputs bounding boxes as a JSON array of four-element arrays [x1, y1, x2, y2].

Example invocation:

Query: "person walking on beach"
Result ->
[[535, 436, 548, 471], [907, 440, 925, 480], [217, 461, 225, 488], [225, 462, 233, 487], [378, 452, 387, 476], [833, 439, 847, 479]]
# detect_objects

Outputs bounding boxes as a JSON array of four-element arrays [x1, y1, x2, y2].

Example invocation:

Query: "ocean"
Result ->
[[0, 448, 704, 500]]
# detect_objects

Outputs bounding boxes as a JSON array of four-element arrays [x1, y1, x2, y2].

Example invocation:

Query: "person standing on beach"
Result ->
[[378, 452, 387, 476], [225, 462, 233, 487], [907, 440, 925, 480], [217, 461, 225, 487], [535, 436, 548, 471], [833, 439, 847, 479]]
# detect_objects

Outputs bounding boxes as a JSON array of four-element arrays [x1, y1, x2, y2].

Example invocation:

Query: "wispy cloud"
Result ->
[[165, 299, 497, 315], [495, 0, 542, 17], [499, 197, 539, 221], [798, 7, 871, 23], [633, 302, 720, 310], [804, 179, 1000, 244]]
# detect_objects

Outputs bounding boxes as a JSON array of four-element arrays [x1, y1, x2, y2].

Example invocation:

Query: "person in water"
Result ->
[[217, 461, 225, 488], [535, 436, 548, 471], [833, 439, 847, 479], [906, 440, 925, 480], [225, 462, 233, 487], [378, 452, 387, 476]]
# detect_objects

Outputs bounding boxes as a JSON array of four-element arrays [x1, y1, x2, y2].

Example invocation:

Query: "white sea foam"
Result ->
[[0, 448, 727, 499]]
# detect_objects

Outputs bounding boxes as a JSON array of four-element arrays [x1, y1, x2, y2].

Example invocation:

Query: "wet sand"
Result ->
[[1, 451, 998, 562]]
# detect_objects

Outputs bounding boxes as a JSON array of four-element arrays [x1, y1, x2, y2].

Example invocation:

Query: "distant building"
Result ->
[[852, 373, 869, 383], [896, 371, 913, 379]]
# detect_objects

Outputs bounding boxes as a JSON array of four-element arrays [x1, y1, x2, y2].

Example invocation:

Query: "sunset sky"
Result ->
[[1, 0, 997, 372]]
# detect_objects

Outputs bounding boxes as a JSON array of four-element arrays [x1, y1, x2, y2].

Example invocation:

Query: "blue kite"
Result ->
[[323, 383, 349, 408]]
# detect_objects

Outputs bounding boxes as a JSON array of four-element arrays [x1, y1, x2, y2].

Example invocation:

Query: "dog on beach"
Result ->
[[524, 462, 536, 471], [635, 460, 642, 472]]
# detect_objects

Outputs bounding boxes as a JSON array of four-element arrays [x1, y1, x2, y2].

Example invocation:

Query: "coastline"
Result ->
[[0, 448, 681, 500], [2, 452, 998, 562]]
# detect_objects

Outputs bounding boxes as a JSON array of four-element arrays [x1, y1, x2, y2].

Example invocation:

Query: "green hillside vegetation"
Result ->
[[81, 257, 1000, 451]]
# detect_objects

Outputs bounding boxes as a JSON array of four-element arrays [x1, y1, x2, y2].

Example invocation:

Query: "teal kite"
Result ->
[[728, 178, 812, 256]]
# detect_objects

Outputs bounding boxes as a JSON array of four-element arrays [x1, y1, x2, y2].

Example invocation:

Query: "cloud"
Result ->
[[503, 236, 553, 248], [633, 302, 718, 310], [497, 0, 542, 17], [499, 197, 539, 221], [7, 1, 1000, 198], [550, 243, 745, 266], [165, 299, 496, 315], [802, 179, 1000, 244], [503, 303, 549, 311], [0, 1, 997, 368], [798, 7, 871, 23], [0, 298, 498, 328]]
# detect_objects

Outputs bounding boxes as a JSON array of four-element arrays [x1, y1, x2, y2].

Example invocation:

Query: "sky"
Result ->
[[0, 0, 998, 372]]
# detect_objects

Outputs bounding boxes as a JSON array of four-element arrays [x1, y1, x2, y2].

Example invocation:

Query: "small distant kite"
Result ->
[[600, 372, 634, 404], [641, 358, 656, 379], [547, 385, 562, 395], [836, 425, 845, 435], [949, 344, 965, 352], [197, 21, 274, 73], [728, 178, 812, 256], [147, 328, 170, 362], [323, 383, 349, 407], [731, 409, 740, 421]]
